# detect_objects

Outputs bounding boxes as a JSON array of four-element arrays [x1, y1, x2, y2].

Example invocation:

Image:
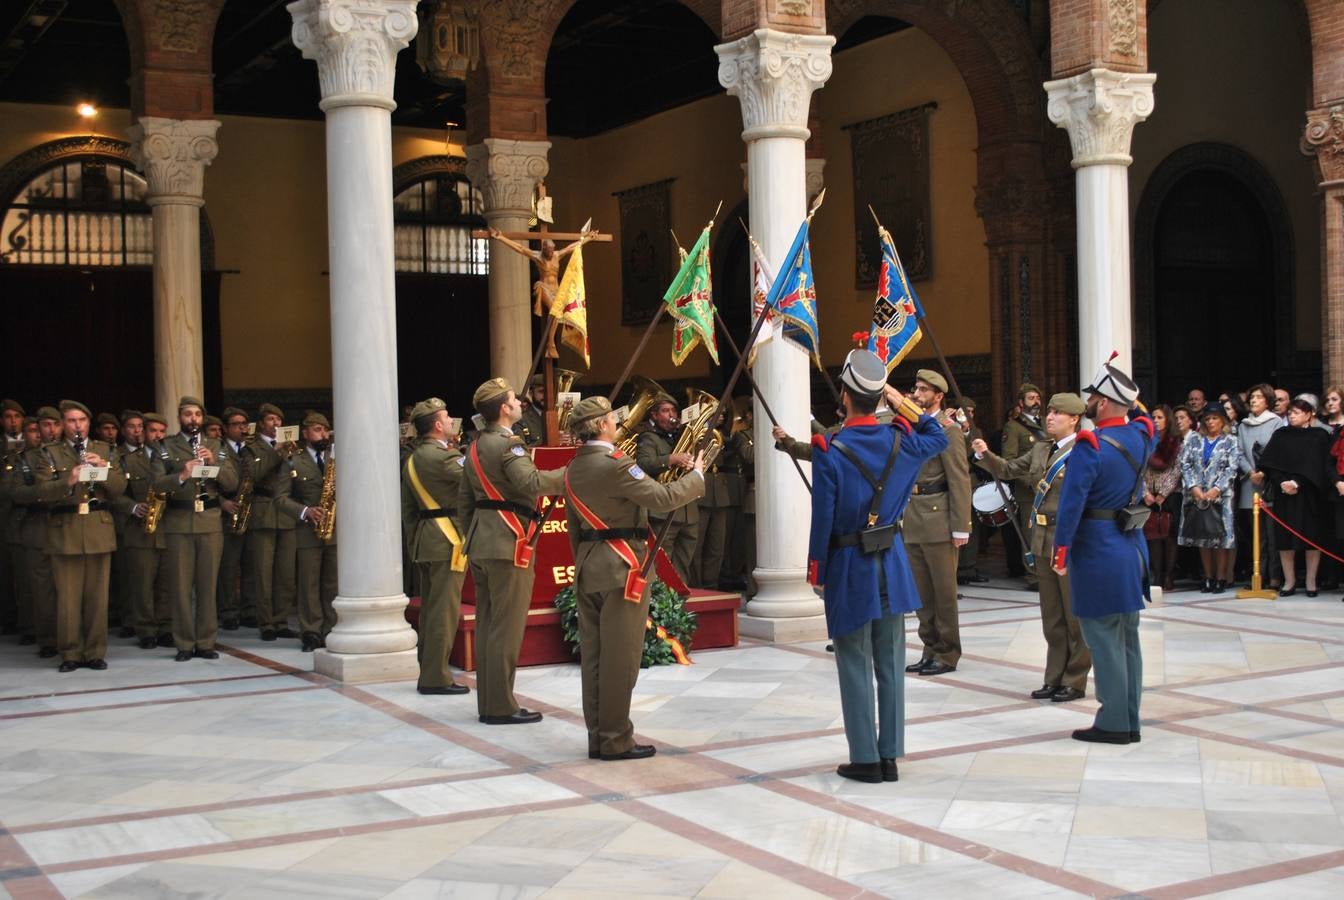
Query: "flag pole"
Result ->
[[608, 202, 723, 405], [711, 307, 811, 494]]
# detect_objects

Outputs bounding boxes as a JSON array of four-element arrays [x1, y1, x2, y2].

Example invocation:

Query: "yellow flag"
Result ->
[[549, 242, 589, 367]]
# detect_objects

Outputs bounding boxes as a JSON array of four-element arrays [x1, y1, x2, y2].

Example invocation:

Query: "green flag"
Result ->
[[664, 226, 718, 366]]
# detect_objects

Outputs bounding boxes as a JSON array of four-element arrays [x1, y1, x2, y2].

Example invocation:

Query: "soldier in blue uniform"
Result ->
[[1051, 357, 1155, 744], [807, 350, 949, 783]]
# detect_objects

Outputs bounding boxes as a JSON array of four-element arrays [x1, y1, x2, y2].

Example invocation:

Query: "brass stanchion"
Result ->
[[1236, 493, 1277, 600]]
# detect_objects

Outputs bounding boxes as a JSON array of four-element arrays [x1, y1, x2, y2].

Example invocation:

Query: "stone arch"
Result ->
[[391, 154, 468, 194], [1133, 142, 1299, 393]]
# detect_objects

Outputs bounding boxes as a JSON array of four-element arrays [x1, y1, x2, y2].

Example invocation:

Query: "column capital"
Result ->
[[1044, 68, 1155, 168], [288, 0, 418, 112], [1303, 105, 1344, 185], [465, 138, 551, 218], [715, 29, 834, 142], [128, 116, 220, 207]]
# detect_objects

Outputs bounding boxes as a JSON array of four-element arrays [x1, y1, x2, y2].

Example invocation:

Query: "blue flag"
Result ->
[[763, 219, 820, 363], [866, 227, 924, 372]]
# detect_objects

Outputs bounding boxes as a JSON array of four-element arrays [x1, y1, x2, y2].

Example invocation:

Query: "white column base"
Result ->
[[314, 647, 420, 682], [738, 611, 828, 643]]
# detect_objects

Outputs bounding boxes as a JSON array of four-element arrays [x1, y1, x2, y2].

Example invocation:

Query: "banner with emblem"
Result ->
[[549, 241, 590, 367], [866, 225, 925, 372], [763, 219, 820, 364], [664, 226, 719, 367], [743, 231, 778, 368]]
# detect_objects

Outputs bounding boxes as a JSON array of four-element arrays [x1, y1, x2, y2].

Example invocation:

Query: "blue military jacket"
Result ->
[[808, 414, 948, 638], [1052, 409, 1156, 618]]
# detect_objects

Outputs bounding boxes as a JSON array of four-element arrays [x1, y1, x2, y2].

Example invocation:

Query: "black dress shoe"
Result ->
[[194, 649, 219, 660], [969, 574, 989, 583], [1279, 586, 1298, 597], [17, 634, 35, 646], [156, 633, 174, 647], [588, 750, 600, 759], [117, 625, 136, 639], [480, 709, 543, 725], [174, 650, 193, 662], [1030, 684, 1060, 699], [38, 647, 57, 658], [240, 616, 259, 628], [301, 635, 320, 652], [57, 660, 79, 672], [85, 658, 108, 670], [1051, 686, 1085, 703], [221, 618, 240, 631], [138, 636, 157, 650], [601, 744, 657, 761], [881, 759, 899, 782], [1071, 726, 1131, 744], [1130, 731, 1141, 742], [1200, 579, 1213, 594], [259, 629, 277, 641], [417, 683, 469, 695], [919, 662, 956, 676], [275, 627, 299, 639], [836, 762, 883, 783], [905, 658, 933, 673]]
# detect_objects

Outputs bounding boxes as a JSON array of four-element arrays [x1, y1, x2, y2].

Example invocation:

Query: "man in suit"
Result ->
[[565, 395, 705, 760], [904, 369, 973, 676], [29, 400, 126, 671], [1001, 383, 1047, 588], [216, 407, 252, 631], [457, 377, 565, 725], [807, 351, 949, 783], [635, 394, 699, 584], [112, 410, 169, 650], [245, 403, 298, 642], [1053, 360, 1155, 744], [973, 393, 1093, 702], [402, 398, 470, 695], [152, 396, 239, 661], [278, 412, 338, 652]]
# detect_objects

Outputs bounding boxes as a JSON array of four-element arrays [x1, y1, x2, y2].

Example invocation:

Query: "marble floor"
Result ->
[[2, 583, 1344, 899]]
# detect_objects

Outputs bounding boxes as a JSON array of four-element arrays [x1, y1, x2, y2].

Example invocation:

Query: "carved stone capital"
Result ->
[[288, 0, 418, 111], [1303, 105, 1344, 184], [1044, 68, 1155, 168], [128, 117, 220, 206], [805, 157, 825, 202], [716, 29, 834, 142], [464, 138, 551, 217]]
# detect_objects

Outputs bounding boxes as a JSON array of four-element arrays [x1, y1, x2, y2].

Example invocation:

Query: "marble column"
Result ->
[[465, 138, 550, 384], [1044, 68, 1155, 379], [128, 117, 220, 416], [718, 29, 833, 641], [1304, 105, 1344, 386], [290, 0, 420, 681]]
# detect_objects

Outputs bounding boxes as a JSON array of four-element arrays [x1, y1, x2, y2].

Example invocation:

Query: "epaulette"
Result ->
[[1076, 431, 1099, 450], [811, 433, 828, 452], [1135, 415, 1155, 439], [609, 448, 625, 459]]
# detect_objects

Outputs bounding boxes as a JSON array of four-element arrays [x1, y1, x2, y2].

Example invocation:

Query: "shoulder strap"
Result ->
[[830, 430, 902, 527], [1098, 433, 1147, 503]]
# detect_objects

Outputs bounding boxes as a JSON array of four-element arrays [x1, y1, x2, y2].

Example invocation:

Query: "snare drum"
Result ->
[[972, 481, 1016, 527]]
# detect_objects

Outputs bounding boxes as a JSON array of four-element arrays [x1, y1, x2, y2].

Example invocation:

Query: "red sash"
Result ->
[[468, 441, 536, 568], [564, 470, 648, 603]]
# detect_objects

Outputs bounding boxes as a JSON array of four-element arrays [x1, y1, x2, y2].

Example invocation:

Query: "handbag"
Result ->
[[1143, 509, 1171, 540], [1182, 498, 1225, 543]]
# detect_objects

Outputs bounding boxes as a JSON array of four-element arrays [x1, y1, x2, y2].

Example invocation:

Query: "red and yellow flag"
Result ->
[[550, 241, 590, 367]]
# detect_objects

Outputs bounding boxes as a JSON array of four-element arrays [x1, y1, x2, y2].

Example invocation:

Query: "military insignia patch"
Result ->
[[456, 456, 466, 467], [510, 445, 526, 457], [629, 465, 646, 480]]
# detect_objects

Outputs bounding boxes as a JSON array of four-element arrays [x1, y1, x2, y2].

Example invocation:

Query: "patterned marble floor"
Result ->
[[2, 583, 1344, 899]]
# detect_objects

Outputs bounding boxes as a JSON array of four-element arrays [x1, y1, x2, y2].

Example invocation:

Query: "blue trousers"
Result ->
[[1079, 612, 1142, 732], [832, 611, 905, 763]]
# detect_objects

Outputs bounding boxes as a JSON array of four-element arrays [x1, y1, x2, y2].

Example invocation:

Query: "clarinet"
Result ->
[[74, 429, 90, 514], [188, 429, 207, 511]]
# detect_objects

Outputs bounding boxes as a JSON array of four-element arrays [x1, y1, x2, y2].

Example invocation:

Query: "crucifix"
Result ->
[[472, 182, 611, 446]]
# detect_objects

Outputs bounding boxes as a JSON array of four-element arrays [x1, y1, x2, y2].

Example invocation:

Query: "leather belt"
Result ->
[[51, 499, 106, 514], [418, 508, 457, 519], [831, 521, 902, 549], [578, 527, 646, 542], [169, 497, 219, 511], [477, 499, 540, 522], [1035, 512, 1057, 527], [1084, 508, 1118, 521], [252, 486, 276, 498], [912, 480, 947, 496]]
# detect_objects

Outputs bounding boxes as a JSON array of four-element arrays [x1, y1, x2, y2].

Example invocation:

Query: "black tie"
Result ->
[[316, 451, 325, 474], [1048, 442, 1060, 457]]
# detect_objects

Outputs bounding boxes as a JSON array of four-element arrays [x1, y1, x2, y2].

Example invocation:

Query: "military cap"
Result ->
[[1018, 383, 1041, 398], [204, 414, 223, 428], [1082, 354, 1138, 406], [302, 411, 331, 429], [568, 396, 612, 430], [22, 416, 36, 427], [914, 369, 948, 394], [58, 399, 91, 418], [142, 412, 168, 426], [528, 373, 544, 387], [221, 406, 248, 423], [1, 399, 24, 415], [839, 349, 888, 399], [258, 402, 284, 421], [959, 397, 977, 411], [119, 408, 144, 424], [473, 378, 513, 409], [1047, 392, 1085, 416], [35, 406, 60, 422], [95, 412, 118, 428], [648, 392, 678, 413], [411, 397, 447, 421], [178, 395, 204, 412]]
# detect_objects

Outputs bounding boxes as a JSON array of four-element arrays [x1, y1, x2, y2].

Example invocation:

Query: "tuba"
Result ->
[[660, 391, 724, 483], [313, 454, 336, 543], [614, 375, 667, 456]]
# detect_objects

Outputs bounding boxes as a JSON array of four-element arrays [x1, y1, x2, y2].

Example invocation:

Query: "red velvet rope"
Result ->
[[1257, 501, 1344, 565]]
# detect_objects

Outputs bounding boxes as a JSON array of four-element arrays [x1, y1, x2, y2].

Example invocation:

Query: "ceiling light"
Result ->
[[76, 103, 97, 119]]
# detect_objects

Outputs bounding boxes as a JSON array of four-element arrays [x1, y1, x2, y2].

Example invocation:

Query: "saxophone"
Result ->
[[143, 487, 167, 534], [230, 453, 253, 535], [314, 454, 335, 543]]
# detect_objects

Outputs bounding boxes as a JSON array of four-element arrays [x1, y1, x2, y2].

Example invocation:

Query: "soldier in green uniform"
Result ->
[[904, 370, 973, 676], [277, 412, 338, 652], [401, 398, 470, 695], [2, 416, 39, 645], [634, 394, 699, 585], [956, 398, 991, 586], [1001, 383, 1047, 588], [457, 377, 565, 725], [693, 409, 733, 589], [0, 398, 24, 636], [245, 403, 298, 641], [11, 407, 61, 657], [152, 396, 239, 661], [513, 374, 546, 447], [216, 407, 252, 631], [973, 393, 1092, 701], [203, 415, 224, 442], [29, 400, 126, 671], [565, 396, 705, 759], [112, 410, 169, 650], [141, 413, 175, 645], [723, 397, 755, 592], [93, 413, 120, 445]]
